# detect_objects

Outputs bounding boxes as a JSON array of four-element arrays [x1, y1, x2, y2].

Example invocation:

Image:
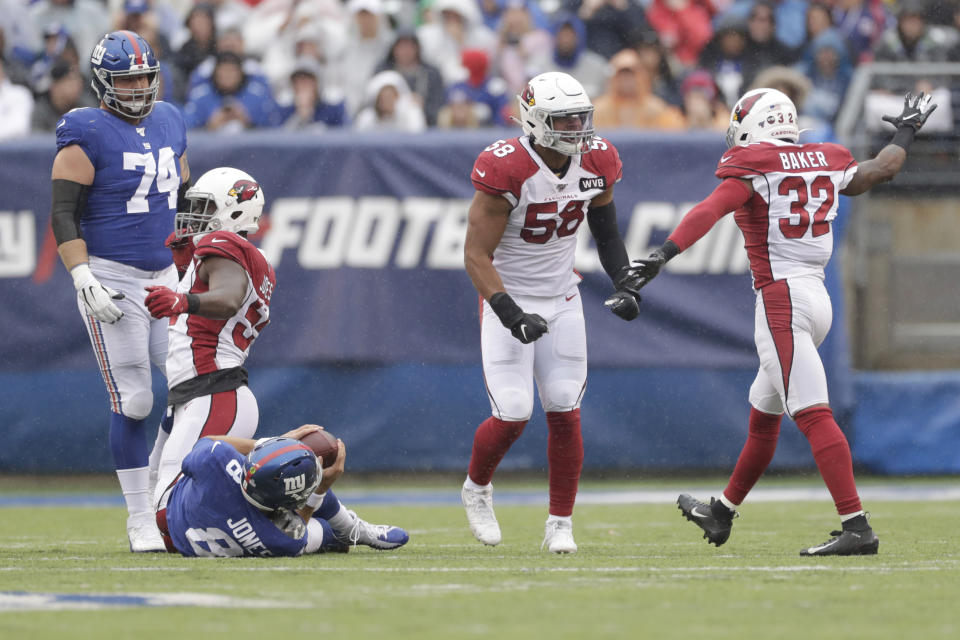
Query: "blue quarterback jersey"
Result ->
[[166, 439, 308, 557], [55, 102, 187, 271]]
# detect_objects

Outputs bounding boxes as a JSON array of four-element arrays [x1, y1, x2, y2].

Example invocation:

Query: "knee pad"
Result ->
[[493, 389, 534, 422], [541, 380, 585, 413], [122, 389, 154, 420]]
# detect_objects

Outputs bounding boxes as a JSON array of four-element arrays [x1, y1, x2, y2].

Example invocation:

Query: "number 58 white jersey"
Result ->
[[472, 135, 623, 297]]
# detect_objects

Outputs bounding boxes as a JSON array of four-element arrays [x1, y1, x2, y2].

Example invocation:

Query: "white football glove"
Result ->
[[71, 263, 124, 324]]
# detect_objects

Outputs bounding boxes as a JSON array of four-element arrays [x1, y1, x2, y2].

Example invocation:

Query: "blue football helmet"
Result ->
[[90, 30, 160, 118], [241, 438, 322, 512]]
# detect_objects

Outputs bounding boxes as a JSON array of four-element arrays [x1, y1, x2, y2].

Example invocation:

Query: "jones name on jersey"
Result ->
[[472, 135, 622, 297]]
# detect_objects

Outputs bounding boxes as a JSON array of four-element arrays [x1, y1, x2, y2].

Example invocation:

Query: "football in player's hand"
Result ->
[[299, 429, 339, 469]]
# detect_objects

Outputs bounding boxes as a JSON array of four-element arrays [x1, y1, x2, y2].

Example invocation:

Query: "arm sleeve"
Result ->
[[586, 200, 629, 281], [667, 179, 753, 252]]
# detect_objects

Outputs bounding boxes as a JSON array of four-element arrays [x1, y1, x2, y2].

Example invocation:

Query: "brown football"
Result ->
[[298, 429, 339, 468]]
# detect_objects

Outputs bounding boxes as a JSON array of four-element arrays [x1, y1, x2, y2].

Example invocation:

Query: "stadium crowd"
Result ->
[[0, 0, 956, 139]]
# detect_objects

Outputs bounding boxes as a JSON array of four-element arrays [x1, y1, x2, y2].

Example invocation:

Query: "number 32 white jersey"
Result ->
[[717, 140, 858, 289], [472, 135, 623, 297]]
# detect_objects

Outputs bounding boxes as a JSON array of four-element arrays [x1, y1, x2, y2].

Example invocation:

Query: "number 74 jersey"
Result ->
[[717, 140, 858, 290], [472, 135, 623, 297]]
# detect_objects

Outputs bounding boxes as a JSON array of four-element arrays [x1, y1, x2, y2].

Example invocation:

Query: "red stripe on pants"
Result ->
[[761, 280, 795, 406], [198, 390, 239, 438]]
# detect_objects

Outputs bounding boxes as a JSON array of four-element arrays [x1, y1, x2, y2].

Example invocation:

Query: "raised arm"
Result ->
[[841, 92, 936, 196]]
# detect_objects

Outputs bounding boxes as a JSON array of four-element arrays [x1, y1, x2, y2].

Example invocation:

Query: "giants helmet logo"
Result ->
[[521, 85, 536, 107], [733, 91, 766, 123], [228, 180, 260, 203]]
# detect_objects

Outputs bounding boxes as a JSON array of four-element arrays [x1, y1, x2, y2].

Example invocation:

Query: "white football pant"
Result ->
[[749, 275, 832, 417], [481, 288, 587, 421]]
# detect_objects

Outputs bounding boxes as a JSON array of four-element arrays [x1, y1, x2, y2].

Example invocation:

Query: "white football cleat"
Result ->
[[461, 483, 501, 546], [127, 512, 166, 553], [542, 519, 577, 554]]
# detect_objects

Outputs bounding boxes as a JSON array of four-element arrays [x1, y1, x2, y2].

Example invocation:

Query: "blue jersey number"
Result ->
[[123, 146, 179, 213]]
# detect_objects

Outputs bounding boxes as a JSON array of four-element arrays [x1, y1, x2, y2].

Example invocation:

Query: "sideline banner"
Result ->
[[1, 130, 764, 369]]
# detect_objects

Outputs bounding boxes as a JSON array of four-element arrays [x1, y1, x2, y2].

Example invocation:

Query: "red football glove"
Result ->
[[165, 232, 195, 279], [144, 285, 190, 318]]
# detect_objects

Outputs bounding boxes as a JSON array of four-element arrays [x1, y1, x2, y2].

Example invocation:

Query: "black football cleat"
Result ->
[[677, 494, 736, 547], [800, 516, 879, 556]]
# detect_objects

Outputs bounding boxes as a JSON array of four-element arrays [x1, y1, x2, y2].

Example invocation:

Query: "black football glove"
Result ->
[[489, 292, 549, 344], [604, 266, 642, 321], [882, 92, 937, 132]]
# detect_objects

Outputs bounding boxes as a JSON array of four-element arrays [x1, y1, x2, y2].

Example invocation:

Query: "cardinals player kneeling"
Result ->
[[145, 167, 276, 513], [461, 71, 640, 554]]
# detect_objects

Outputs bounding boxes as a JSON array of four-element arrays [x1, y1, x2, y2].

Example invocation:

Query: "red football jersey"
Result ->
[[716, 140, 858, 289], [166, 231, 276, 388], [471, 135, 622, 296]]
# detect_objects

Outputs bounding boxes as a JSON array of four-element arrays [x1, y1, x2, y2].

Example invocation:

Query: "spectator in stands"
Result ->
[[796, 29, 854, 124], [353, 69, 427, 133], [183, 51, 278, 131], [645, 0, 714, 70], [719, 0, 809, 50], [0, 56, 32, 140], [417, 0, 497, 85], [832, 0, 891, 63], [29, 24, 80, 95], [740, 1, 797, 87], [31, 59, 94, 131], [173, 3, 217, 101], [592, 47, 685, 129], [634, 29, 682, 107], [543, 12, 608, 99], [680, 69, 727, 131], [375, 30, 445, 127], [493, 0, 553, 96], [874, 0, 953, 63], [187, 27, 270, 96], [0, 0, 40, 64], [335, 0, 394, 117], [804, 1, 835, 46], [698, 16, 749, 107], [456, 47, 510, 126], [561, 0, 651, 59], [0, 24, 31, 88], [479, 0, 551, 31], [276, 57, 347, 130], [28, 0, 110, 74], [437, 82, 482, 128], [205, 0, 251, 35]]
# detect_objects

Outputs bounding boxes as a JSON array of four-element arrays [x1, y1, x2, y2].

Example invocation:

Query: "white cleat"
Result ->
[[127, 512, 166, 553], [542, 519, 577, 554], [461, 483, 502, 546]]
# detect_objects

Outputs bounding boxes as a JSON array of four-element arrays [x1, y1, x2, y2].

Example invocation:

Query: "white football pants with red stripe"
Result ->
[[153, 386, 259, 510], [481, 288, 587, 421], [749, 275, 832, 417], [77, 256, 178, 420]]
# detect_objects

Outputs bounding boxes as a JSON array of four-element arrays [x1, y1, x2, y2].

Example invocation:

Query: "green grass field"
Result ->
[[1, 476, 957, 639]]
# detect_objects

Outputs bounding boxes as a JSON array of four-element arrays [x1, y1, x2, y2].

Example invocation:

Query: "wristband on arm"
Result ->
[[177, 178, 192, 212], [488, 292, 524, 328], [890, 126, 916, 151]]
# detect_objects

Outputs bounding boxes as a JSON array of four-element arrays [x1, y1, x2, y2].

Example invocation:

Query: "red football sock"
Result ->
[[794, 406, 862, 515], [467, 416, 527, 485], [723, 407, 782, 505], [546, 409, 584, 517]]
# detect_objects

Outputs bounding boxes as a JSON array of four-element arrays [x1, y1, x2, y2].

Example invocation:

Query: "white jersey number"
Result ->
[[185, 526, 244, 557], [123, 146, 180, 213]]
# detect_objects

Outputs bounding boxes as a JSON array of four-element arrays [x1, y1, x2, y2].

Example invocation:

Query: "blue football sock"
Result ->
[[109, 412, 149, 470]]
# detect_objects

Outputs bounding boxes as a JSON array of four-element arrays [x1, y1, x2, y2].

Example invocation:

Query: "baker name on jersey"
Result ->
[[579, 176, 607, 191], [778, 151, 828, 171]]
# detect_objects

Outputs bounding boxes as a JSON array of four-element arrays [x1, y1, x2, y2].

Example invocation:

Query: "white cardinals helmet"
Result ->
[[725, 88, 799, 148], [175, 167, 264, 239], [517, 71, 595, 156]]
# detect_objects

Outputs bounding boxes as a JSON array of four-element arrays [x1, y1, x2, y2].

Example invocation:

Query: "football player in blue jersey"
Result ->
[[50, 30, 191, 552], [157, 425, 409, 557]]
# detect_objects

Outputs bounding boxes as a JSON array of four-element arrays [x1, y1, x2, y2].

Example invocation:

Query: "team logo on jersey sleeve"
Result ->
[[228, 180, 260, 203]]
